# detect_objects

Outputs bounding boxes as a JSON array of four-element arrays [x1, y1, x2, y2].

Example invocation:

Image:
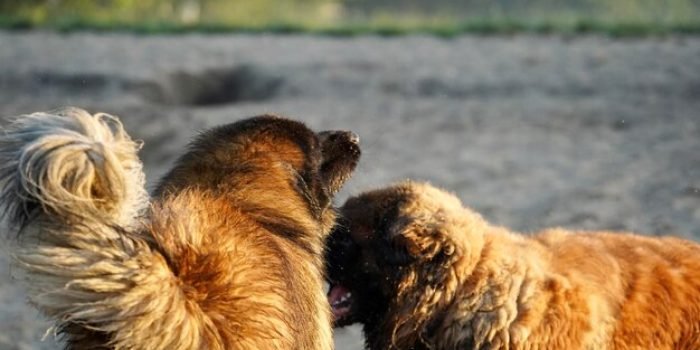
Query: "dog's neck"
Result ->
[[155, 159, 328, 259], [427, 228, 548, 349], [375, 220, 546, 350]]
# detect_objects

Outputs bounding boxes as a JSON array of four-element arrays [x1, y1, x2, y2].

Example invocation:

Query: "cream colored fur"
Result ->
[[0, 108, 214, 349], [0, 107, 147, 227]]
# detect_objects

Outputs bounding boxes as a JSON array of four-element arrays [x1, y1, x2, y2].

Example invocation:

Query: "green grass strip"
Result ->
[[1, 15, 699, 37]]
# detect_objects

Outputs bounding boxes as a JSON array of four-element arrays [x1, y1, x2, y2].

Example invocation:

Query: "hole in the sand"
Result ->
[[140, 65, 283, 106], [32, 72, 114, 91], [0, 71, 124, 97]]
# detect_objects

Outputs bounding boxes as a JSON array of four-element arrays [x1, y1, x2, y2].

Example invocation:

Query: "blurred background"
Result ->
[[0, 1, 699, 349], [1, 0, 700, 34]]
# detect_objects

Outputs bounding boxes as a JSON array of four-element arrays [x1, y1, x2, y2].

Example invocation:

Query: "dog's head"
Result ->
[[326, 181, 485, 348], [156, 114, 361, 239]]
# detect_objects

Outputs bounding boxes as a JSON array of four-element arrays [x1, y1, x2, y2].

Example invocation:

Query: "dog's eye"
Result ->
[[327, 230, 360, 264], [377, 239, 414, 266], [384, 250, 414, 266]]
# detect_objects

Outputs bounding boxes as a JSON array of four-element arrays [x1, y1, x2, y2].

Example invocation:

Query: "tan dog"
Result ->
[[0, 108, 360, 349], [326, 181, 700, 350]]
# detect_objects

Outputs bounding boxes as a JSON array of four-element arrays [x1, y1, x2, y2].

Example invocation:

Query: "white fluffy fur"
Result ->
[[0, 108, 207, 349], [0, 107, 147, 227]]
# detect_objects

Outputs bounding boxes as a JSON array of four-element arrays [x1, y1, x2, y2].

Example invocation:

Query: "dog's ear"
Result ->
[[383, 207, 485, 349], [388, 210, 459, 263], [380, 211, 463, 349], [385, 183, 485, 269]]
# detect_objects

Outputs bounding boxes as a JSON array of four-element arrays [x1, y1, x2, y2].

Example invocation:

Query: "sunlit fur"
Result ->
[[0, 107, 147, 228], [331, 181, 700, 350], [0, 108, 359, 349]]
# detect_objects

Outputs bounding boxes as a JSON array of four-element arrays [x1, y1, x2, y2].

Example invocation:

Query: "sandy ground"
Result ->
[[0, 32, 698, 349]]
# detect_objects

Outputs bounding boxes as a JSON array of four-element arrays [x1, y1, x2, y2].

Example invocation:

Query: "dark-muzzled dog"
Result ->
[[326, 181, 700, 350], [0, 108, 360, 350]]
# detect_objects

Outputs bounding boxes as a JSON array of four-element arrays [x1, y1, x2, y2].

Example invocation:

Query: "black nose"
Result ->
[[318, 130, 360, 145]]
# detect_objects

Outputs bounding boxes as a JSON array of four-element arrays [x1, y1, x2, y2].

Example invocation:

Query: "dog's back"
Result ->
[[531, 229, 700, 349]]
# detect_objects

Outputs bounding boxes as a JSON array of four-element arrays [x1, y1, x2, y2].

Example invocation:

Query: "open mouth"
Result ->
[[327, 283, 355, 326]]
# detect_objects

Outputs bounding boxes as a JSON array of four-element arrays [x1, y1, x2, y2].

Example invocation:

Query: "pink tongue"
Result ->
[[328, 284, 351, 306], [328, 284, 352, 322]]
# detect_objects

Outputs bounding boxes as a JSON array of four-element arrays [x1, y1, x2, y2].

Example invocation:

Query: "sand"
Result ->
[[0, 32, 698, 349]]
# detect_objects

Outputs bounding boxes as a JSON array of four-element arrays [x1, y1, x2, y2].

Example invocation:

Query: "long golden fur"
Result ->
[[326, 181, 700, 350], [0, 108, 360, 349]]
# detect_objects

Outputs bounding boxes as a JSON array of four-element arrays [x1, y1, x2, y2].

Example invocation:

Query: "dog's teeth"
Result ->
[[332, 292, 353, 306]]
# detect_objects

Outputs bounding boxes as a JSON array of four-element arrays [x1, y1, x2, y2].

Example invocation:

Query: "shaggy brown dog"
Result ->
[[0, 108, 360, 350], [326, 181, 700, 350]]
